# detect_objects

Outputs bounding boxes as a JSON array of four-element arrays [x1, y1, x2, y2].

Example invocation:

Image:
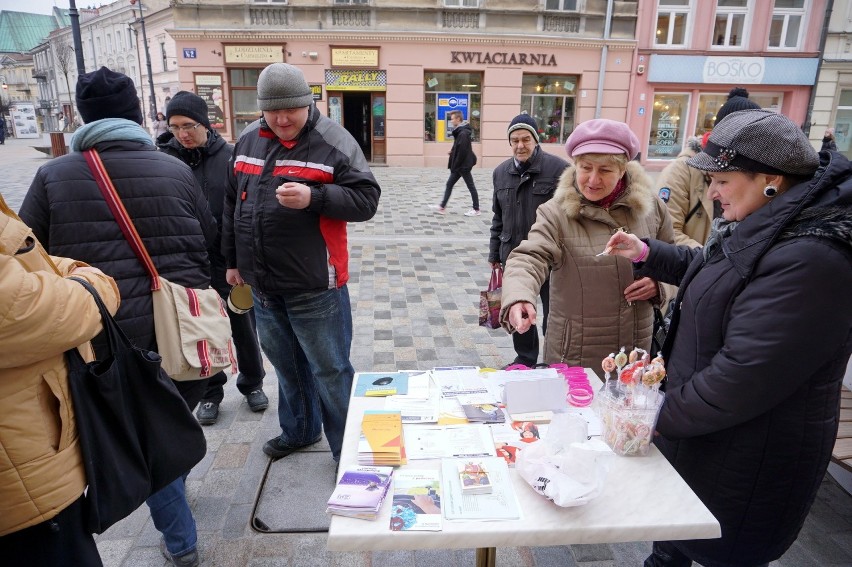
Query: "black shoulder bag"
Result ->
[[66, 278, 207, 534]]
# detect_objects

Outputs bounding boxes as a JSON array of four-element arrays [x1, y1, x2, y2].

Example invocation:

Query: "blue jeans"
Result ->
[[254, 285, 354, 459], [146, 475, 196, 558]]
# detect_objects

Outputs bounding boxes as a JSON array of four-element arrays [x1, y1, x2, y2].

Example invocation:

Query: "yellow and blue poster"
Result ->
[[436, 93, 469, 142]]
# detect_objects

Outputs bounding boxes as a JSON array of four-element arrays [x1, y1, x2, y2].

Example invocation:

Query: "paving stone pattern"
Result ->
[[1, 137, 850, 566]]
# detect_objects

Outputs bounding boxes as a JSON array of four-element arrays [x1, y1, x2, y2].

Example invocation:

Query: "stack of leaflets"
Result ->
[[326, 465, 394, 520], [358, 410, 407, 466], [460, 401, 506, 424], [441, 457, 521, 521], [389, 469, 443, 531], [457, 460, 493, 494], [354, 372, 410, 397]]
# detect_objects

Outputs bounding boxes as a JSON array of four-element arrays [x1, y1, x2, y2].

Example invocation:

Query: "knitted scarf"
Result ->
[[70, 118, 154, 152], [702, 217, 740, 261]]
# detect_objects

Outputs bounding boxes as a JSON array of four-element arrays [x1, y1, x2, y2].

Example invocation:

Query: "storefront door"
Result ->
[[327, 91, 385, 164]]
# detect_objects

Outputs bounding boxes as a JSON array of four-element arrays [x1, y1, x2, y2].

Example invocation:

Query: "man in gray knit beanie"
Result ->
[[257, 63, 314, 111], [223, 61, 381, 464]]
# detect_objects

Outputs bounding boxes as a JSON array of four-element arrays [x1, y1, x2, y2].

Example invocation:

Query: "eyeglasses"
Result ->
[[167, 123, 202, 133]]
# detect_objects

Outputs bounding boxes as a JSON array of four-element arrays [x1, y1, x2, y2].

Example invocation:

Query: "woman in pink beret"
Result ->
[[499, 118, 674, 368]]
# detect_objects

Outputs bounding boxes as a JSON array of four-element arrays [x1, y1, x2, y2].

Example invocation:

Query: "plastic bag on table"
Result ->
[[515, 412, 613, 507]]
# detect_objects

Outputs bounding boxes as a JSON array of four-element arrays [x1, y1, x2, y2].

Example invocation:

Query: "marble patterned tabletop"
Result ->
[[327, 369, 721, 553]]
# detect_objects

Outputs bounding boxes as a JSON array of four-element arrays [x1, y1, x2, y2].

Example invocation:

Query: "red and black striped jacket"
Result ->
[[223, 105, 380, 293]]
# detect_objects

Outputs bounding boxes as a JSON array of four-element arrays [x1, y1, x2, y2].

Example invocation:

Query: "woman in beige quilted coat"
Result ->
[[500, 119, 673, 368], [0, 193, 119, 565]]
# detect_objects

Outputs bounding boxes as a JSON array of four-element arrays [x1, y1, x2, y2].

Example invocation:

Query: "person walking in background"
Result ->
[[223, 63, 381, 463], [0, 193, 120, 567], [432, 109, 480, 216], [0, 116, 6, 144], [500, 119, 674, 368], [489, 113, 569, 366], [656, 136, 713, 248], [605, 109, 852, 567], [20, 67, 216, 567], [158, 91, 268, 426], [151, 111, 168, 140]]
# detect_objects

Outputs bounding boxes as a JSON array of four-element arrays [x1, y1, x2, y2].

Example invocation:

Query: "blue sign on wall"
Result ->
[[183, 48, 197, 59], [436, 92, 469, 142]]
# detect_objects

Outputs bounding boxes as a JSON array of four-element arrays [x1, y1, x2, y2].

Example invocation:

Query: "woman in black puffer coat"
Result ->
[[606, 109, 852, 567]]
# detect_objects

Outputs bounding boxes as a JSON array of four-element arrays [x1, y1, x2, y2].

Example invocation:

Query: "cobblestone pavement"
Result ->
[[2, 135, 851, 566]]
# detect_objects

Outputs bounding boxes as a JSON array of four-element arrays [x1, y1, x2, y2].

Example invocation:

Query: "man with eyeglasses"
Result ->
[[488, 113, 568, 367], [158, 91, 268, 426], [223, 63, 380, 464]]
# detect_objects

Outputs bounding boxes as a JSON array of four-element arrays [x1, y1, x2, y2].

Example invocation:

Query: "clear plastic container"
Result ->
[[596, 388, 664, 457]]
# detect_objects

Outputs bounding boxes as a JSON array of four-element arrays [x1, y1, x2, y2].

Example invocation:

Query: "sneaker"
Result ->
[[429, 204, 446, 214], [245, 389, 269, 412], [160, 538, 199, 567], [195, 401, 219, 425], [464, 209, 481, 216], [263, 436, 300, 459]]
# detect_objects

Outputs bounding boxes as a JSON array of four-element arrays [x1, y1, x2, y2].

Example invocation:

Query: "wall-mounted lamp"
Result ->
[[308, 51, 318, 60], [211, 49, 222, 57]]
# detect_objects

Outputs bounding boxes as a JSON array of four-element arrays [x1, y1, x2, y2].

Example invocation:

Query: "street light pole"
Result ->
[[131, 0, 157, 120], [68, 0, 86, 75]]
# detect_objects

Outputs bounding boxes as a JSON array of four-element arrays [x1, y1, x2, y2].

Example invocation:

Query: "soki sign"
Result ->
[[703, 57, 765, 84]]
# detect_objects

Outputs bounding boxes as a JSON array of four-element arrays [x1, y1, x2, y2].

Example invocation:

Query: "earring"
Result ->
[[763, 185, 778, 198]]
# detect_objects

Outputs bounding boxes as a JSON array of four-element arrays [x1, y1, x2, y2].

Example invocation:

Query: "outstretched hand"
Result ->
[[508, 302, 537, 334], [603, 231, 644, 260]]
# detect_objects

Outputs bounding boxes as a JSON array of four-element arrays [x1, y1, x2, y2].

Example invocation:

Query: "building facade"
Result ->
[[168, 0, 639, 167], [811, 0, 852, 158], [632, 0, 827, 171]]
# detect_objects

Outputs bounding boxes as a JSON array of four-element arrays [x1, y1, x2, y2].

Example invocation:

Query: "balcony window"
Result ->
[[713, 0, 749, 48], [768, 0, 805, 49], [544, 0, 578, 10], [520, 75, 578, 144], [655, 0, 690, 47]]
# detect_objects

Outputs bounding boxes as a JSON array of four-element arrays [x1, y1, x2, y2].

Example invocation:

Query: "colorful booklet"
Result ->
[[354, 372, 409, 397], [389, 469, 442, 531], [326, 465, 394, 520], [358, 410, 407, 466], [457, 460, 493, 495]]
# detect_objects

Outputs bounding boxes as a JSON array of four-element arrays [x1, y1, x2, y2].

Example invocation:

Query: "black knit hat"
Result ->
[[76, 66, 143, 124], [507, 113, 539, 144], [715, 87, 761, 125], [166, 91, 211, 130]]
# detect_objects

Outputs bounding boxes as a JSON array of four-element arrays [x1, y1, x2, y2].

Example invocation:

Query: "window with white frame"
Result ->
[[712, 0, 749, 47], [769, 0, 806, 49], [253, 0, 287, 3], [655, 0, 690, 47], [833, 89, 852, 158], [334, 0, 369, 4], [445, 0, 479, 6], [544, 0, 578, 10]]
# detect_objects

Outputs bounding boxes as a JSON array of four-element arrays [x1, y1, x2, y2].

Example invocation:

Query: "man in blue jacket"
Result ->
[[223, 63, 381, 462]]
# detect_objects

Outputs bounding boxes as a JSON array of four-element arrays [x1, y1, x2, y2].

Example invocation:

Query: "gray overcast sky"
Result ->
[[0, 0, 72, 16]]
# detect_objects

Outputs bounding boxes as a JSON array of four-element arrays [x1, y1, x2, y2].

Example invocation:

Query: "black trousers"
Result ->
[[644, 541, 768, 567], [200, 285, 266, 404], [0, 496, 102, 567], [441, 169, 479, 210], [511, 278, 550, 366]]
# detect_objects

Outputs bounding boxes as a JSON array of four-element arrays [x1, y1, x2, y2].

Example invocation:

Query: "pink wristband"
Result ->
[[631, 241, 649, 263]]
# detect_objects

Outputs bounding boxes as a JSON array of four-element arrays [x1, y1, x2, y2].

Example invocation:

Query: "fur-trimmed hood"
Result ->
[[780, 205, 852, 249], [553, 161, 656, 220]]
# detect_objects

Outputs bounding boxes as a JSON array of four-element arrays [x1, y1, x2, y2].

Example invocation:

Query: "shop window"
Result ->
[[544, 0, 578, 10], [832, 89, 852, 159], [648, 93, 689, 160], [519, 75, 577, 144], [230, 68, 262, 139], [655, 0, 690, 47], [424, 72, 482, 142], [712, 0, 749, 48], [769, 0, 805, 49], [694, 91, 782, 140]]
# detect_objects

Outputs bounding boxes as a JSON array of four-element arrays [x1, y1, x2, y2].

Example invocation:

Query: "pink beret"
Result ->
[[564, 119, 640, 160]]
